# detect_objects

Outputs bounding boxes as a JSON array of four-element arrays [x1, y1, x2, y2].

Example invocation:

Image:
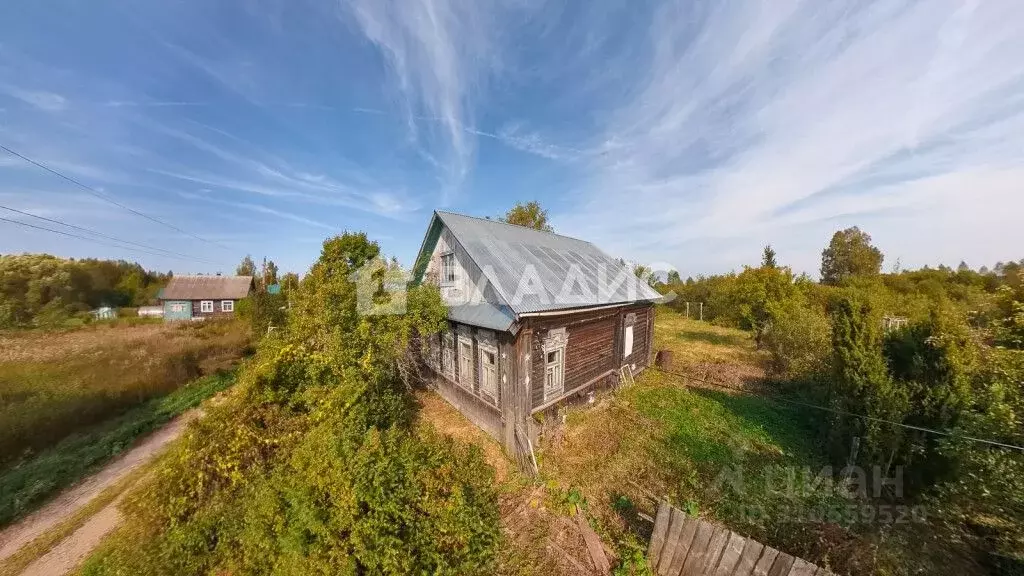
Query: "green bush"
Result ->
[[761, 297, 831, 382], [78, 233, 500, 575]]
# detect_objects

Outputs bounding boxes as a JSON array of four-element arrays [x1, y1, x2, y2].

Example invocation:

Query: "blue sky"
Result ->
[[1, 0, 1022, 278]]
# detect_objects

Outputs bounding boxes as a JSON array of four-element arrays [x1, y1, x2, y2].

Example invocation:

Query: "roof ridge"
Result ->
[[435, 210, 595, 245]]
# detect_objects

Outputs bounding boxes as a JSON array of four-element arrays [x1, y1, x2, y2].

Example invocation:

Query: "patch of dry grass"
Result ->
[[0, 320, 249, 466], [652, 307, 763, 367]]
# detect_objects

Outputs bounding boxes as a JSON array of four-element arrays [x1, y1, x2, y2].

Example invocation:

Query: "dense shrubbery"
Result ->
[[0, 254, 170, 328], [658, 231, 1024, 566], [80, 233, 501, 575]]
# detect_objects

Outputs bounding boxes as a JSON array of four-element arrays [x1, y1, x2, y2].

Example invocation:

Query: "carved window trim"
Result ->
[[542, 328, 568, 402], [457, 335, 475, 390]]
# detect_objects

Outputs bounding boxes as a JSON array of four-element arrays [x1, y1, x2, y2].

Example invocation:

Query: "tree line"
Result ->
[[658, 227, 1024, 567], [0, 254, 171, 328]]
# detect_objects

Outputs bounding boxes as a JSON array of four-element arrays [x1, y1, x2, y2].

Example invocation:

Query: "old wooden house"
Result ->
[[412, 211, 661, 466], [159, 275, 254, 321]]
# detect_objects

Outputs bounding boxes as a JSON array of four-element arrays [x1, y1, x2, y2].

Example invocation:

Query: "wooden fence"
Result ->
[[647, 501, 832, 576]]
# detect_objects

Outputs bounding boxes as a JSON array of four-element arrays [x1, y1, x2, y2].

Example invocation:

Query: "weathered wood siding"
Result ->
[[527, 302, 654, 410], [426, 321, 510, 443], [422, 227, 504, 307], [623, 305, 653, 368]]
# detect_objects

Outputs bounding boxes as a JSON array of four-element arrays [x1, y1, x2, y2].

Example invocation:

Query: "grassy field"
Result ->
[[0, 370, 237, 527], [540, 308, 864, 570], [0, 320, 250, 467]]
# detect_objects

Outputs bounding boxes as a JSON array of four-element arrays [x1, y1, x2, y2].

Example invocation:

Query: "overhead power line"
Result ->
[[0, 204, 223, 266], [0, 143, 232, 251], [0, 215, 226, 266], [650, 366, 1024, 453]]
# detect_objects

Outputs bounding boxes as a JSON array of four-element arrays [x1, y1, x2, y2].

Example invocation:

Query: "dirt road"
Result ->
[[0, 410, 201, 573]]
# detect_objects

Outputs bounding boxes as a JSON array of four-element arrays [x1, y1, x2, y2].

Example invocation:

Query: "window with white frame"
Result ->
[[623, 313, 636, 359], [200, 300, 214, 313], [440, 253, 456, 285], [170, 303, 186, 313], [542, 328, 568, 401], [478, 344, 498, 404], [221, 300, 234, 312], [458, 337, 474, 389]]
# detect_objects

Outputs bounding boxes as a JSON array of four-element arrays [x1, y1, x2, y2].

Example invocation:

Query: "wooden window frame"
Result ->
[[623, 313, 636, 359], [442, 332, 455, 379], [457, 336, 474, 390], [200, 300, 214, 313], [220, 300, 234, 312], [541, 328, 568, 402], [478, 341, 499, 405], [440, 252, 456, 286]]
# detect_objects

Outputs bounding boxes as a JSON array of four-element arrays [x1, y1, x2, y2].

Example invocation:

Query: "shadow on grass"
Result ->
[[630, 384, 821, 479], [675, 328, 749, 348]]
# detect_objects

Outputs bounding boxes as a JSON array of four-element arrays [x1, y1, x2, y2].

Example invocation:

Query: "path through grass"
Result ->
[[0, 371, 236, 527]]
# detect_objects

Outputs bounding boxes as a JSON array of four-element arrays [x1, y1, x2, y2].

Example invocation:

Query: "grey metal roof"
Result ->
[[159, 275, 253, 300], [432, 211, 661, 314], [448, 303, 518, 333]]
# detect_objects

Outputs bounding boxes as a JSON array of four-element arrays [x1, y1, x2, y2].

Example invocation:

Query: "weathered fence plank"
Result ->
[[647, 502, 827, 576], [767, 552, 795, 576], [680, 521, 716, 576], [666, 515, 698, 576], [751, 545, 778, 576], [700, 526, 730, 574], [658, 507, 688, 572], [648, 502, 671, 568], [733, 540, 765, 576], [788, 559, 817, 576], [713, 531, 746, 576]]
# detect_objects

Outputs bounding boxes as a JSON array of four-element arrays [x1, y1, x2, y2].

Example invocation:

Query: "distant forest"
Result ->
[[0, 254, 171, 328]]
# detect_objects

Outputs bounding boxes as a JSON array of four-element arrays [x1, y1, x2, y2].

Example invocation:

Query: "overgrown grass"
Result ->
[[0, 370, 236, 527], [542, 308, 853, 569], [0, 320, 249, 466]]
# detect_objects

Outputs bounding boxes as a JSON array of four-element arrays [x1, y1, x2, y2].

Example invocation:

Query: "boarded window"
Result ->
[[623, 325, 634, 359], [544, 348, 564, 401], [479, 348, 498, 403], [458, 338, 474, 389], [441, 253, 456, 285]]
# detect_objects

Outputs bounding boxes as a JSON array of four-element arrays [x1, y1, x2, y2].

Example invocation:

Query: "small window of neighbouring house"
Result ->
[[441, 253, 456, 285], [200, 300, 214, 313], [221, 300, 234, 312], [170, 303, 185, 313]]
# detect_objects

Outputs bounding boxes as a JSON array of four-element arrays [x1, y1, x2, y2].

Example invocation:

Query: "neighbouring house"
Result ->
[[91, 306, 117, 320], [158, 275, 254, 321], [412, 211, 661, 468], [137, 305, 164, 318]]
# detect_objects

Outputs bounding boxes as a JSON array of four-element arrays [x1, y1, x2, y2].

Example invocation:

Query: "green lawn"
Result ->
[[0, 371, 236, 527], [543, 308, 844, 567]]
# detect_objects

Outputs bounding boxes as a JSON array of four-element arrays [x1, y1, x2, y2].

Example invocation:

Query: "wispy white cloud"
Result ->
[[5, 88, 67, 111], [177, 190, 337, 230], [343, 0, 531, 200], [551, 0, 1024, 273]]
